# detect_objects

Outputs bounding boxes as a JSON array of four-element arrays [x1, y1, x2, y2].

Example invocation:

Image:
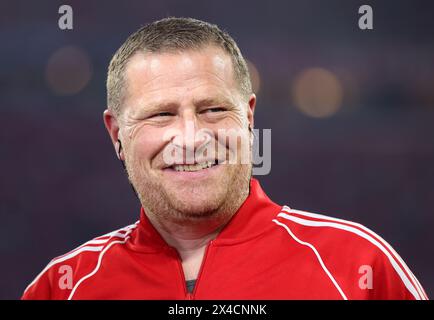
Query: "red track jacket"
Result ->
[[22, 179, 428, 300]]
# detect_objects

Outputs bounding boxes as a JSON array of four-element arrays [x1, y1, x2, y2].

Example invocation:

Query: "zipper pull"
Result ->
[[186, 292, 193, 300]]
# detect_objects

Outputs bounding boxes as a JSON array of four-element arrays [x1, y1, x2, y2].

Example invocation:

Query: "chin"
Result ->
[[169, 192, 222, 218]]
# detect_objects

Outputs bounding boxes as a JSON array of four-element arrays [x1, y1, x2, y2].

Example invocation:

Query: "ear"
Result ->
[[247, 93, 256, 129], [103, 109, 124, 160]]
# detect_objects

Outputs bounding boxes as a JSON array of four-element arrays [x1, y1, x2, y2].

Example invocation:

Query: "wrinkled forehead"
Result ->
[[123, 46, 238, 105]]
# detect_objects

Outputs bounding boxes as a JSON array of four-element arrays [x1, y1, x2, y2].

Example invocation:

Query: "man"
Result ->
[[22, 17, 427, 300]]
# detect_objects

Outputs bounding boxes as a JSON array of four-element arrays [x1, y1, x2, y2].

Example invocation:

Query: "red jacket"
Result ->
[[22, 179, 428, 300]]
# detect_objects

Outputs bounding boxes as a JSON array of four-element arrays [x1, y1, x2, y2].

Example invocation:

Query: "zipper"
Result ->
[[172, 240, 214, 300]]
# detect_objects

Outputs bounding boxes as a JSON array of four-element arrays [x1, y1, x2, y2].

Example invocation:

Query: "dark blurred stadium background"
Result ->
[[0, 0, 433, 299]]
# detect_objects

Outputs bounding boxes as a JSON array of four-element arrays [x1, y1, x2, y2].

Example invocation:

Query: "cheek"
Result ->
[[213, 128, 250, 163], [220, 113, 246, 128], [130, 129, 165, 166]]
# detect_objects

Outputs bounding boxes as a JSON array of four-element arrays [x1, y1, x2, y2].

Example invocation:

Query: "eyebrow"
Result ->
[[192, 97, 232, 108], [137, 97, 233, 115]]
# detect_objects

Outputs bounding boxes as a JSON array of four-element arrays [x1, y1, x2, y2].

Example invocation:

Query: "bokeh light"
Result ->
[[45, 45, 93, 96], [292, 67, 343, 118]]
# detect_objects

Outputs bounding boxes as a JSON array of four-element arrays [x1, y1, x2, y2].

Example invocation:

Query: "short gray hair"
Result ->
[[107, 17, 252, 116]]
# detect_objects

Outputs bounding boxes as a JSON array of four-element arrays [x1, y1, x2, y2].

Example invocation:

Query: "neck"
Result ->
[[147, 210, 236, 281], [147, 211, 230, 253], [143, 185, 250, 281], [146, 188, 249, 253]]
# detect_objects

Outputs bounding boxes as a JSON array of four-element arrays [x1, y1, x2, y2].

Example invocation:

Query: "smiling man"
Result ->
[[22, 17, 428, 300]]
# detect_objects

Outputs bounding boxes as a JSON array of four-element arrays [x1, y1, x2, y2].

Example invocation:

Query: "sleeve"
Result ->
[[329, 229, 429, 300], [22, 259, 75, 300], [21, 266, 53, 300], [365, 245, 428, 300], [21, 249, 103, 300], [275, 209, 429, 300], [325, 226, 429, 300]]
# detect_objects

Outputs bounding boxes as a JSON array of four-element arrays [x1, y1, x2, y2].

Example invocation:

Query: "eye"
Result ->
[[149, 112, 174, 118], [201, 107, 226, 114]]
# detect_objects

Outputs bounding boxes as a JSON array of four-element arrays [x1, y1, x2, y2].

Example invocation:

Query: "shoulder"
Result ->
[[22, 221, 139, 300], [271, 206, 428, 300], [273, 205, 391, 252]]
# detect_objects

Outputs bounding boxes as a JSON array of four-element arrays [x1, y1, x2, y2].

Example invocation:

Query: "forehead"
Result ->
[[123, 46, 238, 107]]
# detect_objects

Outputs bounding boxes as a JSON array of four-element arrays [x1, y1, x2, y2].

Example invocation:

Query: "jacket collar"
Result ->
[[128, 178, 282, 252]]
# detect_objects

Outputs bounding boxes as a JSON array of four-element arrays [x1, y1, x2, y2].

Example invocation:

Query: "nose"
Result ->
[[170, 109, 211, 164]]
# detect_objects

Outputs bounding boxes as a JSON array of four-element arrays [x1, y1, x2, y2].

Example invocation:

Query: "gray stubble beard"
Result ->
[[126, 157, 252, 229]]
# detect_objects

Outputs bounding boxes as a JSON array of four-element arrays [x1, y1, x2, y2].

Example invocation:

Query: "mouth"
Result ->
[[163, 160, 225, 183], [165, 159, 219, 172]]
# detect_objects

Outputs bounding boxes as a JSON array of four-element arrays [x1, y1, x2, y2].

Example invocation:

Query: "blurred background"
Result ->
[[1, 0, 433, 299]]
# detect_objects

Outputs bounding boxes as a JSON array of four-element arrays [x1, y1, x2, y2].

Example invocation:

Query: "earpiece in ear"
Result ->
[[116, 139, 139, 199], [117, 139, 126, 169], [117, 139, 122, 160]]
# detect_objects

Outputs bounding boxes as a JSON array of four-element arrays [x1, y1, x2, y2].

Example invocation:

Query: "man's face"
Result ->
[[107, 45, 255, 222]]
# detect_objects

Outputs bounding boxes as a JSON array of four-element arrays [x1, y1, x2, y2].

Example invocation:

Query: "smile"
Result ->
[[162, 160, 222, 180], [170, 160, 219, 172], [172, 162, 216, 172]]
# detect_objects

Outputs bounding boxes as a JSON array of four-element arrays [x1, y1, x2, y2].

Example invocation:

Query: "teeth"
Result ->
[[173, 161, 215, 172]]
